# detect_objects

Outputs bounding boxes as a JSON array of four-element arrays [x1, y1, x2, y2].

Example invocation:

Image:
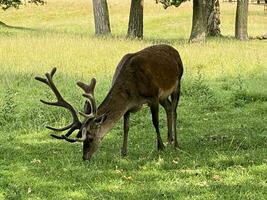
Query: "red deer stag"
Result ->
[[35, 44, 183, 160]]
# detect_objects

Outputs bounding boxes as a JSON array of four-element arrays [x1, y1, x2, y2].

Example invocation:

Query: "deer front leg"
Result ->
[[121, 111, 130, 156], [150, 102, 165, 151]]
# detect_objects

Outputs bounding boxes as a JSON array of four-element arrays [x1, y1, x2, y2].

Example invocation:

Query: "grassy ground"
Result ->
[[0, 0, 267, 199]]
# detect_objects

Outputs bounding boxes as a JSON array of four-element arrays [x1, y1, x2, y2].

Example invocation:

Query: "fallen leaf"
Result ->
[[172, 159, 179, 164], [123, 176, 133, 181], [212, 175, 221, 181], [197, 181, 209, 187], [30, 159, 41, 164], [115, 169, 123, 174]]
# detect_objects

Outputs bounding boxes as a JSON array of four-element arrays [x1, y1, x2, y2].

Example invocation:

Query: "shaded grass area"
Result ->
[[0, 0, 267, 199], [1, 103, 266, 199]]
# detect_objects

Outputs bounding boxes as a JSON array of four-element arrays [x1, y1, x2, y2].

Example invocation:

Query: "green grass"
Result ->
[[0, 0, 267, 199]]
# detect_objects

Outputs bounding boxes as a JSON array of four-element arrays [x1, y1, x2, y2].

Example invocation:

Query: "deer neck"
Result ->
[[96, 88, 130, 139]]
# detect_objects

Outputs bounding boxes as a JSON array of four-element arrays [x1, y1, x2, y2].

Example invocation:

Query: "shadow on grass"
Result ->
[[110, 34, 188, 45], [0, 127, 266, 199], [1, 22, 256, 45], [2, 20, 265, 45], [0, 22, 188, 45], [0, 21, 36, 31]]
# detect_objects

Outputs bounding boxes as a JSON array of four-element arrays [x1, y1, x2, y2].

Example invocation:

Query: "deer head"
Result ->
[[76, 78, 107, 160], [35, 68, 106, 160]]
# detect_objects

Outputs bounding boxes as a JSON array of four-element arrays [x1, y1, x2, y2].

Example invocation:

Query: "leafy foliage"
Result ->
[[0, 0, 45, 10], [155, 0, 187, 9]]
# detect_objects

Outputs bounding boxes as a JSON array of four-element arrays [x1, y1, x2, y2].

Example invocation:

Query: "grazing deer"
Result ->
[[35, 44, 183, 161]]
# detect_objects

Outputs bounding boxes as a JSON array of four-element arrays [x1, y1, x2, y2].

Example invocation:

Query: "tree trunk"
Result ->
[[127, 0, 144, 38], [206, 0, 221, 36], [189, 0, 207, 43], [235, 0, 249, 40], [92, 0, 111, 35]]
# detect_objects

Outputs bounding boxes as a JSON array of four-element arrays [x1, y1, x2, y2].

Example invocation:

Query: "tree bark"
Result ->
[[127, 0, 144, 38], [189, 0, 207, 43], [235, 0, 249, 40], [92, 0, 111, 35], [206, 0, 221, 36]]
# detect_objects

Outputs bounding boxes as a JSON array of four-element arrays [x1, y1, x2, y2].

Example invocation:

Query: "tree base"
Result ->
[[189, 32, 206, 43]]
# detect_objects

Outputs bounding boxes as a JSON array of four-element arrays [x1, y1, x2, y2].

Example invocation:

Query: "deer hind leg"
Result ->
[[160, 98, 173, 144], [150, 102, 165, 151], [171, 82, 181, 148], [121, 111, 130, 156]]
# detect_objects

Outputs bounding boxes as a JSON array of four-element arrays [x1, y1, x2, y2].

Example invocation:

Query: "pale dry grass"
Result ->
[[0, 0, 266, 80]]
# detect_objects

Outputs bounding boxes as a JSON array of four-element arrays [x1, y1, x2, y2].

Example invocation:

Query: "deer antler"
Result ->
[[77, 78, 97, 119], [35, 67, 82, 142]]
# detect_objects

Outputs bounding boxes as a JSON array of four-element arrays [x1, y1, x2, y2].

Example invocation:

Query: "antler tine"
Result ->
[[50, 125, 79, 142], [35, 68, 57, 86], [62, 127, 87, 143], [78, 111, 95, 119], [77, 78, 97, 118], [35, 76, 49, 85], [35, 67, 82, 140], [50, 127, 86, 143], [46, 123, 73, 131], [45, 69, 65, 103], [77, 78, 96, 94], [50, 67, 57, 77]]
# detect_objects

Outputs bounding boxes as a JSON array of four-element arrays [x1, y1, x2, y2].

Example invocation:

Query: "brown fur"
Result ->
[[98, 44, 183, 113], [82, 44, 184, 160]]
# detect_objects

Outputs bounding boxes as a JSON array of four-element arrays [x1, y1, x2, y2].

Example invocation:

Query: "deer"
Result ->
[[35, 44, 183, 161]]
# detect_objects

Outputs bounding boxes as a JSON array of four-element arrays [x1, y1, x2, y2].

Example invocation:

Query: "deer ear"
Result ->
[[83, 100, 92, 114], [94, 114, 107, 125]]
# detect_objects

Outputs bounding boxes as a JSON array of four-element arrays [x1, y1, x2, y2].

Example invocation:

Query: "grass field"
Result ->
[[0, 0, 267, 199]]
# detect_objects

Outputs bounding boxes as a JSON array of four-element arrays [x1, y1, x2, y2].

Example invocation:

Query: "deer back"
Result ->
[[111, 44, 183, 102]]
